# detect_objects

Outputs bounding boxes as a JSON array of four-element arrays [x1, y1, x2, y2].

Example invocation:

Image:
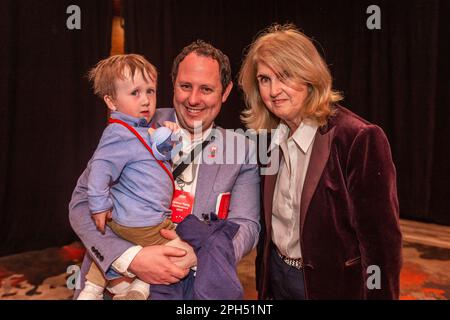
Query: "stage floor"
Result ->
[[0, 219, 449, 300]]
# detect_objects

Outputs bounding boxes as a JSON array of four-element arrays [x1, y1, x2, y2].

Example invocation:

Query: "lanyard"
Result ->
[[108, 118, 175, 194], [172, 126, 215, 180]]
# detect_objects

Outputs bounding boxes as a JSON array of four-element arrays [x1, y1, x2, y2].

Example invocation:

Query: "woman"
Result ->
[[239, 24, 402, 299]]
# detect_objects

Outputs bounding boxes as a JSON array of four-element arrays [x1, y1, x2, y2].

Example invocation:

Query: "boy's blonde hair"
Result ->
[[239, 24, 343, 130], [88, 54, 158, 98]]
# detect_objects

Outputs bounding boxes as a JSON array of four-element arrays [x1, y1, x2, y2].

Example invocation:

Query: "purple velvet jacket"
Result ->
[[257, 105, 402, 300]]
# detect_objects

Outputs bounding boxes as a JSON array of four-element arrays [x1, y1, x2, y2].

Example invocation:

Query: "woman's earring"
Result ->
[[308, 85, 313, 93]]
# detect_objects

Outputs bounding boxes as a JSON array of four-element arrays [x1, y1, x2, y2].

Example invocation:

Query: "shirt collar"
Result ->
[[110, 111, 149, 127], [269, 119, 318, 153]]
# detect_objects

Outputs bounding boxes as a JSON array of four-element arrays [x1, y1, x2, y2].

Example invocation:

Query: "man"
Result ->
[[69, 40, 260, 298]]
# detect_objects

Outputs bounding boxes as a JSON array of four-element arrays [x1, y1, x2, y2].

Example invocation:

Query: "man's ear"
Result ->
[[221, 82, 233, 103], [104, 95, 117, 111]]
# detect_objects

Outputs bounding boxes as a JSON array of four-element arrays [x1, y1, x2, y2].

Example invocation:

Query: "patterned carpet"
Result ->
[[0, 242, 85, 300], [1, 220, 449, 300], [400, 242, 450, 299]]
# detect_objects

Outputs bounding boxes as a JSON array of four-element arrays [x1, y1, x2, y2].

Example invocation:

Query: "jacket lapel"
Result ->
[[194, 164, 220, 216], [300, 126, 335, 235], [192, 127, 222, 216], [263, 172, 277, 236], [263, 147, 282, 237]]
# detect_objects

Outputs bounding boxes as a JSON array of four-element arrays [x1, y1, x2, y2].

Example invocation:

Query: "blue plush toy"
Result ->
[[149, 127, 178, 161]]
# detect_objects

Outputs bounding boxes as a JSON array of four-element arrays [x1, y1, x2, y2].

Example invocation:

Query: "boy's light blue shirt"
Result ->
[[86, 111, 172, 227]]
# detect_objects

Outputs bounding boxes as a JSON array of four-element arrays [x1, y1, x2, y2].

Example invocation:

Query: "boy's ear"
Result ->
[[104, 95, 117, 111]]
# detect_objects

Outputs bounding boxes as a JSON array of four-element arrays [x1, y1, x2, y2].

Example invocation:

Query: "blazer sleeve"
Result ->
[[227, 139, 261, 262], [346, 125, 402, 299], [69, 200, 134, 277]]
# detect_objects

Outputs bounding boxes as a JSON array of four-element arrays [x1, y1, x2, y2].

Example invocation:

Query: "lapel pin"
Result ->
[[208, 145, 217, 158]]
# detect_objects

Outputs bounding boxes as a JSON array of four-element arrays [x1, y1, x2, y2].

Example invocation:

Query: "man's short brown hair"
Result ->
[[171, 40, 232, 93]]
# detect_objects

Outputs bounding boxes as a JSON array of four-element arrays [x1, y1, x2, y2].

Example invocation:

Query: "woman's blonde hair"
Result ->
[[88, 54, 158, 99], [239, 24, 342, 130]]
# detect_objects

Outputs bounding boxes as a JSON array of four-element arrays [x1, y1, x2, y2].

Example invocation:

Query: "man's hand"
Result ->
[[92, 210, 112, 234], [128, 245, 189, 285], [161, 229, 197, 269]]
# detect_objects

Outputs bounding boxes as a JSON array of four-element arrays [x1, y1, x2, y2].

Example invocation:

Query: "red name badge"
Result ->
[[170, 190, 195, 223], [216, 192, 231, 219]]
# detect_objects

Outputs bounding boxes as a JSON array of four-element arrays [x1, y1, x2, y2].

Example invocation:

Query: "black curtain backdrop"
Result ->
[[124, 0, 450, 225], [0, 0, 112, 255], [0, 0, 448, 257]]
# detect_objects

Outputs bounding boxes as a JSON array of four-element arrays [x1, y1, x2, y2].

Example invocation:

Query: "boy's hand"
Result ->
[[92, 209, 112, 234], [147, 127, 155, 135], [162, 121, 179, 133]]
